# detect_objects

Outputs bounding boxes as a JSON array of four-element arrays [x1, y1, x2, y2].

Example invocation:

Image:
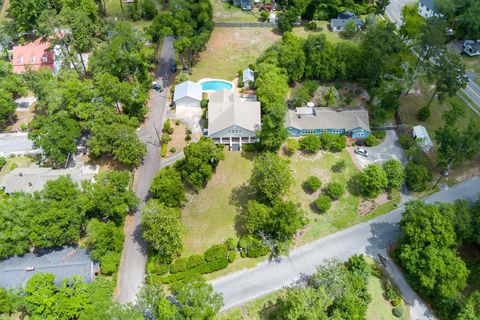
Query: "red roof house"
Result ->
[[12, 38, 55, 74]]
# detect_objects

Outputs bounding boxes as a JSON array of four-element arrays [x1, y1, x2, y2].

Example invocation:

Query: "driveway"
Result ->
[[349, 130, 407, 169], [115, 37, 175, 304], [385, 0, 416, 27], [0, 132, 40, 157], [212, 176, 480, 319]]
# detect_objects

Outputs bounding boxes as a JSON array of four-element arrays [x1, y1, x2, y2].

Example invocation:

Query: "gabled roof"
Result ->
[[413, 125, 433, 151], [331, 18, 364, 29], [419, 0, 435, 11], [286, 107, 370, 131], [173, 80, 202, 102], [208, 89, 261, 135], [243, 68, 255, 82], [12, 38, 54, 74], [0, 247, 97, 288]]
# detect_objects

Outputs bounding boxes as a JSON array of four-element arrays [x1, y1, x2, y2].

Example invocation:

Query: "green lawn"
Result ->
[[287, 150, 362, 245], [210, 0, 261, 23], [462, 55, 480, 85], [293, 20, 352, 44], [189, 27, 281, 81]]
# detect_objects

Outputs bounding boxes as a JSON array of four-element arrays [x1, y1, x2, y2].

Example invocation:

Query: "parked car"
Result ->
[[152, 81, 162, 92], [260, 3, 272, 10], [354, 147, 368, 157], [170, 63, 177, 73]]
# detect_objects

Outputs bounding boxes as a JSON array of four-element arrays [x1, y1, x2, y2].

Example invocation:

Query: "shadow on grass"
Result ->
[[230, 182, 252, 236]]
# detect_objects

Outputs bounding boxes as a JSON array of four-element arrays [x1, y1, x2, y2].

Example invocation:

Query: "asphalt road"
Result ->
[[115, 37, 175, 304], [212, 177, 480, 319], [0, 132, 39, 156], [463, 72, 480, 113]]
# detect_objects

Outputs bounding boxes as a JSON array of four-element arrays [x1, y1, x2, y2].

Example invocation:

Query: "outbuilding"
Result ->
[[242, 68, 255, 88], [412, 125, 433, 152], [173, 80, 203, 109]]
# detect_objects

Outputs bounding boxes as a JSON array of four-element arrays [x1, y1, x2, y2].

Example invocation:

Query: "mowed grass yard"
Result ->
[[189, 27, 281, 81], [210, 0, 260, 23]]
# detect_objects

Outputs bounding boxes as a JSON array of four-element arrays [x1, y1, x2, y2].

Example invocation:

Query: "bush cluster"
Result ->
[[299, 133, 346, 153], [304, 176, 322, 193], [325, 182, 345, 200], [204, 244, 228, 262], [238, 235, 270, 258], [315, 195, 332, 213]]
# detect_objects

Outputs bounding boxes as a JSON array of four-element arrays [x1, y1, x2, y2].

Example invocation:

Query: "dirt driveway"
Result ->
[[348, 130, 407, 169]]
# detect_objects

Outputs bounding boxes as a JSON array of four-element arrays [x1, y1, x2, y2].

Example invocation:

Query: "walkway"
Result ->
[[212, 177, 480, 319]]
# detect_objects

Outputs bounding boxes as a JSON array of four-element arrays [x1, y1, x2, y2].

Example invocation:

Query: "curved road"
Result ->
[[212, 177, 480, 319], [115, 37, 175, 303]]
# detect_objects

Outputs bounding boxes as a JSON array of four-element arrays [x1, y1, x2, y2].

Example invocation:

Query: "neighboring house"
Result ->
[[0, 132, 40, 157], [330, 10, 364, 32], [0, 165, 97, 194], [173, 80, 203, 109], [242, 68, 255, 88], [241, 0, 252, 10], [207, 89, 261, 150], [0, 247, 98, 288], [464, 40, 480, 57], [12, 38, 63, 75], [286, 107, 370, 139], [418, 0, 441, 19], [412, 125, 433, 152]]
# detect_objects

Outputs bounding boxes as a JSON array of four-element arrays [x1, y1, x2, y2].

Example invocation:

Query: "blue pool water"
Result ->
[[200, 80, 232, 91]]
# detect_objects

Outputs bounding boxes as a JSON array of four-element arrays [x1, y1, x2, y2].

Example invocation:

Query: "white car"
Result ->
[[354, 147, 368, 157]]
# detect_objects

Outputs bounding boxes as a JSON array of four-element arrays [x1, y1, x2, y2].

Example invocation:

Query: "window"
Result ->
[[29, 56, 35, 64], [17, 56, 24, 64], [42, 54, 49, 62]]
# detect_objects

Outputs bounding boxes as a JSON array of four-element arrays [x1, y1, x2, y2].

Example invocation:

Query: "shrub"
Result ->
[[417, 106, 430, 121], [170, 147, 177, 153], [161, 134, 171, 144], [0, 157, 6, 170], [392, 307, 403, 318], [299, 134, 321, 152], [304, 176, 322, 193], [321, 133, 346, 152], [10, 163, 17, 171], [204, 244, 228, 262], [167, 127, 174, 134], [238, 235, 269, 258], [238, 235, 251, 249], [185, 134, 192, 141], [228, 251, 236, 263], [175, 119, 181, 125], [325, 182, 345, 200], [187, 255, 206, 269], [100, 251, 121, 275], [331, 159, 346, 173], [224, 238, 236, 251], [405, 163, 431, 192], [398, 133, 414, 150], [238, 70, 244, 87], [373, 130, 385, 140], [242, 144, 257, 152], [315, 195, 332, 213], [161, 143, 168, 157], [194, 257, 229, 274], [260, 10, 269, 21], [163, 119, 172, 133], [305, 21, 317, 31], [246, 243, 270, 258], [201, 97, 208, 108], [284, 138, 299, 155], [240, 250, 247, 258], [20, 123, 27, 131], [365, 135, 377, 146], [186, 128, 192, 135], [170, 257, 188, 274], [147, 260, 170, 275], [385, 283, 398, 301]]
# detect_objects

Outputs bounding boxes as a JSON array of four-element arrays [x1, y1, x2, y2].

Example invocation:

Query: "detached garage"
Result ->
[[173, 80, 202, 109]]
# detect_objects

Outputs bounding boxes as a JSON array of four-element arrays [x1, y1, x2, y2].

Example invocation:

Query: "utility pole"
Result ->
[[432, 162, 452, 190]]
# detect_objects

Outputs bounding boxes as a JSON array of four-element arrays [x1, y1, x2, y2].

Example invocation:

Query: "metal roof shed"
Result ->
[[413, 125, 433, 152]]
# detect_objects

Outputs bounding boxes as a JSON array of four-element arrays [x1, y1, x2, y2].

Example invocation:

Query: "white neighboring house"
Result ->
[[173, 80, 203, 109], [464, 40, 480, 57], [173, 80, 203, 120], [269, 13, 276, 24], [242, 68, 255, 88], [207, 89, 261, 150], [413, 125, 433, 152], [418, 0, 442, 19]]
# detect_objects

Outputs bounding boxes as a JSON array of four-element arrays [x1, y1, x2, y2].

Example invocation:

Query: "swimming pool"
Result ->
[[199, 79, 233, 92]]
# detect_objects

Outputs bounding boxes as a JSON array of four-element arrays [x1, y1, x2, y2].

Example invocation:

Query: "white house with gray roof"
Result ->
[[330, 10, 364, 32], [173, 80, 202, 109], [286, 107, 370, 139], [207, 89, 261, 150]]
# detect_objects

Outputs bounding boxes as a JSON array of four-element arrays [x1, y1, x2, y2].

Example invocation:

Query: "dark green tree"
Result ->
[[150, 167, 186, 207]]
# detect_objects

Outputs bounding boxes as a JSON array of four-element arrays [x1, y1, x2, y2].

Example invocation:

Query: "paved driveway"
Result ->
[[212, 177, 480, 319], [350, 130, 407, 169]]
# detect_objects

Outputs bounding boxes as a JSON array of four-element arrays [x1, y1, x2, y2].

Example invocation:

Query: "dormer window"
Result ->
[[17, 56, 24, 64], [29, 56, 35, 64]]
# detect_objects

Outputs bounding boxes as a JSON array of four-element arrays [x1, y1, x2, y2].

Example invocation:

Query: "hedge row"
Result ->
[[157, 257, 229, 284], [238, 235, 270, 258]]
